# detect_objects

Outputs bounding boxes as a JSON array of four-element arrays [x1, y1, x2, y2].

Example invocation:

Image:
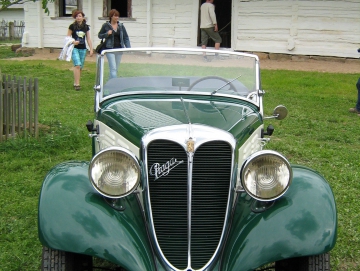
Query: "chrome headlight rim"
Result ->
[[89, 147, 140, 199], [240, 150, 292, 202]]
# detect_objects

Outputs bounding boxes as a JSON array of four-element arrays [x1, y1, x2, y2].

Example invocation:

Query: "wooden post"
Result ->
[[11, 79, 15, 138], [102, 0, 108, 17], [34, 78, 39, 138], [9, 21, 15, 41], [23, 77, 27, 138], [0, 77, 3, 142], [28, 77, 33, 136], [17, 78, 21, 136], [4, 79, 9, 140]]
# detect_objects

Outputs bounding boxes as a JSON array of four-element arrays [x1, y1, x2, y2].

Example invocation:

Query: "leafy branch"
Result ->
[[0, 0, 54, 14]]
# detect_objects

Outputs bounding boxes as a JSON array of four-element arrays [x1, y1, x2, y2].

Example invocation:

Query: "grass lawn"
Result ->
[[0, 45, 359, 270]]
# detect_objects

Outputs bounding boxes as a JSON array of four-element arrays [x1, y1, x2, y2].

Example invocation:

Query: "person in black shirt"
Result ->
[[67, 10, 93, 90]]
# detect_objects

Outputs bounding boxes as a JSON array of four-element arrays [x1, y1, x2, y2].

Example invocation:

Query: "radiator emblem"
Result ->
[[186, 138, 195, 153], [149, 158, 184, 181]]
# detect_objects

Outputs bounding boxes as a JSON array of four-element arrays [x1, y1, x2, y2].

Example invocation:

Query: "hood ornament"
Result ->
[[180, 97, 195, 153]]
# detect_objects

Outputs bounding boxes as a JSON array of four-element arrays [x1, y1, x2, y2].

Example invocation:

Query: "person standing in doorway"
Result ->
[[67, 10, 93, 90], [98, 9, 131, 79], [200, 0, 222, 61]]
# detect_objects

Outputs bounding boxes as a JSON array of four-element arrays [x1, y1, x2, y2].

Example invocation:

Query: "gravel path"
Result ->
[[10, 48, 360, 74]]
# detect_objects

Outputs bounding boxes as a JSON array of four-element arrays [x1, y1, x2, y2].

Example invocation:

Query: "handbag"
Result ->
[[95, 39, 106, 54]]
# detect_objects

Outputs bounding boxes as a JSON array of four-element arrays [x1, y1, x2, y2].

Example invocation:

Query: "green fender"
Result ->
[[38, 161, 156, 271], [221, 165, 337, 271]]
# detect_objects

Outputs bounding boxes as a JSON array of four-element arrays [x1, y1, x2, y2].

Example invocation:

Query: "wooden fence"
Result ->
[[0, 74, 39, 141], [0, 20, 25, 40]]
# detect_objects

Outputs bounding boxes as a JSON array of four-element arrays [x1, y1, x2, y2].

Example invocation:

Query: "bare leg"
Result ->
[[73, 66, 81, 86], [215, 43, 220, 50], [201, 45, 208, 61]]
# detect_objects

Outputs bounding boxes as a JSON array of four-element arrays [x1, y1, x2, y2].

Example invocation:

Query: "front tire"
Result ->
[[275, 253, 330, 271], [41, 246, 93, 271]]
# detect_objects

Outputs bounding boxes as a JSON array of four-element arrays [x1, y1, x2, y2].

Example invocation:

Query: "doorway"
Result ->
[[198, 0, 232, 48]]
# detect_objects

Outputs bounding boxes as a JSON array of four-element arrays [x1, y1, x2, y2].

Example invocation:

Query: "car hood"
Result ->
[[97, 95, 261, 146]]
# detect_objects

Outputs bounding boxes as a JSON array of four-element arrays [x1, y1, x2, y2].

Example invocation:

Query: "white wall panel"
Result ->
[[21, 0, 360, 58], [0, 9, 24, 23], [235, 0, 360, 58]]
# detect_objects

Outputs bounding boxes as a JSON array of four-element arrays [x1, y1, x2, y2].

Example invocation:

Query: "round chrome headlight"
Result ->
[[89, 147, 140, 198], [241, 150, 292, 201]]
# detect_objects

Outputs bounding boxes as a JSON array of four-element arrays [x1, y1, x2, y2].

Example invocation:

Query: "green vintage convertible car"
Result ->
[[38, 48, 337, 271]]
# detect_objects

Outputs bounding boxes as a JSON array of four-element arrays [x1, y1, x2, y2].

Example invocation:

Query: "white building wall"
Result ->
[[0, 4, 24, 22], [22, 3, 40, 46], [150, 0, 195, 48], [234, 0, 360, 58], [21, 0, 360, 58], [22, 0, 152, 49], [126, 0, 148, 48], [0, 9, 24, 23]]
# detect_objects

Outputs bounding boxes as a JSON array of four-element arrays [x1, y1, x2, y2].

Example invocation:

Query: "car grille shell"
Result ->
[[147, 139, 232, 270]]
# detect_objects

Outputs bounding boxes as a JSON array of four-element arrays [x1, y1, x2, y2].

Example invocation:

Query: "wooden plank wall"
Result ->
[[151, 0, 194, 47], [235, 0, 360, 58], [22, 0, 360, 58]]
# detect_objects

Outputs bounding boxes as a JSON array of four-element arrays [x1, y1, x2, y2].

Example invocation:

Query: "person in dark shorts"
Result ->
[[200, 0, 222, 60]]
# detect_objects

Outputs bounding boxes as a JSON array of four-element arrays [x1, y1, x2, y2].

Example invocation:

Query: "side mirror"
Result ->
[[264, 105, 288, 120], [273, 105, 288, 120]]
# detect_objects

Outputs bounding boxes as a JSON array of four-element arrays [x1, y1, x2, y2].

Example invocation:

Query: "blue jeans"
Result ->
[[356, 77, 360, 111], [106, 52, 123, 79]]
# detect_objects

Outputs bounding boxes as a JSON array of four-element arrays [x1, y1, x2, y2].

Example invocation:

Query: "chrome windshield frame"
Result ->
[[95, 47, 262, 112]]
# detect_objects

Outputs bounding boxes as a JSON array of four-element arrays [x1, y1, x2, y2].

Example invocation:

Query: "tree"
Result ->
[[0, 0, 54, 14]]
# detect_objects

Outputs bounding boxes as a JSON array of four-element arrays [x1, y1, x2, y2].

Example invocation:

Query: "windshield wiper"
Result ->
[[211, 75, 242, 95]]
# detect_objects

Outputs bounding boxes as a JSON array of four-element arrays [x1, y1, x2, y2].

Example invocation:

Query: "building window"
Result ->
[[103, 0, 132, 18], [58, 0, 82, 17]]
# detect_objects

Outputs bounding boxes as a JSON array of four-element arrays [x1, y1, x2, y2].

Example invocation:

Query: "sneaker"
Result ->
[[214, 54, 225, 60], [349, 107, 360, 113], [203, 56, 211, 62]]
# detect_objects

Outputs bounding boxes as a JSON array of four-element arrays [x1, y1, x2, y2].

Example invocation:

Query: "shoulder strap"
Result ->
[[106, 22, 112, 28]]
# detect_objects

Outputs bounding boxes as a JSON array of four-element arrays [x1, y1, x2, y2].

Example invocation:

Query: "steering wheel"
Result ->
[[187, 76, 237, 92]]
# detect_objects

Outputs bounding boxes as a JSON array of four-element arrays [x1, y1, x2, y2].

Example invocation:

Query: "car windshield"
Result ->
[[97, 48, 259, 101]]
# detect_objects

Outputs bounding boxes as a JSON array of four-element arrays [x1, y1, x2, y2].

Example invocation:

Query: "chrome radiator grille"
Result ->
[[147, 139, 232, 270]]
